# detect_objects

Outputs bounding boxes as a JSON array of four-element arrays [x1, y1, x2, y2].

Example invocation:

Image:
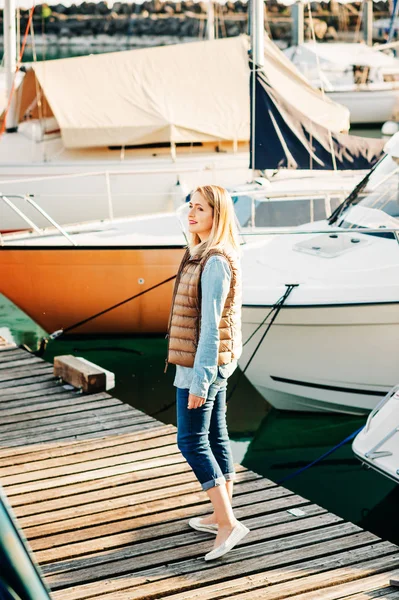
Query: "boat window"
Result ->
[[233, 194, 333, 229], [338, 154, 399, 230], [383, 72, 399, 83], [232, 194, 253, 228], [353, 65, 370, 85]]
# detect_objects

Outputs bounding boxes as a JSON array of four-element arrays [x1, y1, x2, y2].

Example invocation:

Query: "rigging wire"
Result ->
[[226, 283, 298, 404], [306, 1, 338, 172]]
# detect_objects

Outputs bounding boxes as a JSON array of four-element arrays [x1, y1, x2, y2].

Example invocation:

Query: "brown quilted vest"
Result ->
[[166, 247, 242, 369]]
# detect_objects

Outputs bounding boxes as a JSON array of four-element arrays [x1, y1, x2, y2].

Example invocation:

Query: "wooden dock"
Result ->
[[1, 342, 399, 600]]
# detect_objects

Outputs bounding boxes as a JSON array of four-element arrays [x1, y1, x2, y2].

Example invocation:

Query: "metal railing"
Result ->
[[0, 194, 77, 246], [0, 188, 352, 246]]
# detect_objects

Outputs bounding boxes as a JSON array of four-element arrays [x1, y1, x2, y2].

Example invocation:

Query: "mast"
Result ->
[[207, 0, 215, 40], [363, 0, 373, 46], [250, 0, 264, 178], [3, 0, 18, 131], [291, 2, 304, 46]]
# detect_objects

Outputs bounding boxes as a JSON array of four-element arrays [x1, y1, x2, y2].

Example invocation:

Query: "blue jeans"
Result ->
[[176, 383, 236, 491]]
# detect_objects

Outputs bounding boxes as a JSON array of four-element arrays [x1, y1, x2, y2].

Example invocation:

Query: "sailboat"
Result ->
[[0, 18, 365, 233], [0, 3, 385, 337]]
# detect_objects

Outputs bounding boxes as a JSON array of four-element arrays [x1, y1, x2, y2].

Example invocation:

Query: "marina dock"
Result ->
[[1, 342, 399, 600]]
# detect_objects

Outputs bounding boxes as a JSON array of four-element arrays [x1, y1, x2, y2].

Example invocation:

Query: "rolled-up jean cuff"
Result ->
[[201, 475, 226, 491], [224, 471, 236, 481]]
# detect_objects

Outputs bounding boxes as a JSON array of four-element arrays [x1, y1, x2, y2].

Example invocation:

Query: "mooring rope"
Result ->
[[28, 273, 178, 356], [276, 426, 365, 485], [226, 283, 299, 403]]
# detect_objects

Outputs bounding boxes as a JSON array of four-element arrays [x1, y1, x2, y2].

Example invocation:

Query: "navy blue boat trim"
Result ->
[[271, 375, 388, 397]]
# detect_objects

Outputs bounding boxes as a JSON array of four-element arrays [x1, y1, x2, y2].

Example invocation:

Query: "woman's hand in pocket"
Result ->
[[188, 393, 206, 409]]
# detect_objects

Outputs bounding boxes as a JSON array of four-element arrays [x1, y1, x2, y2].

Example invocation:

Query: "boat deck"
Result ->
[[1, 342, 399, 600]]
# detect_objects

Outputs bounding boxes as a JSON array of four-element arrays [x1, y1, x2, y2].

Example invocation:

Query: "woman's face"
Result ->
[[188, 192, 214, 241]]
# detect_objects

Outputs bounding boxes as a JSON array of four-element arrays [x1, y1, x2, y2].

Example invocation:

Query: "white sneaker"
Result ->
[[189, 517, 218, 535], [204, 521, 250, 561]]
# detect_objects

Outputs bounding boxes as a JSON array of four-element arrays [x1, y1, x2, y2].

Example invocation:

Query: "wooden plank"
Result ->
[[218, 558, 399, 600], [23, 482, 292, 540], [0, 406, 139, 440], [5, 450, 187, 497], [8, 459, 193, 505], [48, 544, 387, 600], [5, 441, 181, 488], [0, 424, 175, 463], [42, 510, 340, 581], [0, 397, 123, 426], [391, 573, 399, 586], [0, 391, 88, 411], [49, 534, 394, 599], [346, 589, 399, 599], [0, 380, 64, 400], [0, 364, 53, 382], [0, 372, 55, 389], [53, 355, 108, 394], [0, 404, 136, 437], [18, 475, 271, 529], [13, 468, 258, 520], [37, 503, 326, 567], [0, 431, 178, 473], [27, 492, 309, 553], [0, 386, 82, 404], [0, 417, 162, 448], [0, 347, 26, 359], [97, 545, 399, 600], [0, 355, 50, 370]]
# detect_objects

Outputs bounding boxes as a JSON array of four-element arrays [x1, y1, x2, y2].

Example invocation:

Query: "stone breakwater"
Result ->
[[0, 1, 392, 44]]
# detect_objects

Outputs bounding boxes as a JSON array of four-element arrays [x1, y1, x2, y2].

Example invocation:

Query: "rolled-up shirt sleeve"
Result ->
[[189, 255, 231, 399]]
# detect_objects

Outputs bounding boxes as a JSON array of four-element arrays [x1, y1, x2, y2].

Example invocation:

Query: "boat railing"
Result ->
[[0, 194, 77, 246], [365, 384, 399, 435], [0, 187, 349, 245]]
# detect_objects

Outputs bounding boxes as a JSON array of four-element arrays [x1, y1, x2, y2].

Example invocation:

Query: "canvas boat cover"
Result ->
[[286, 41, 399, 70], [250, 67, 385, 170], [15, 35, 350, 150]]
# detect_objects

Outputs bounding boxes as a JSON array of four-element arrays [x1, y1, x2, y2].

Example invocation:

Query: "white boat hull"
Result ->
[[0, 153, 250, 232], [352, 386, 399, 483], [240, 302, 399, 415], [326, 88, 399, 125]]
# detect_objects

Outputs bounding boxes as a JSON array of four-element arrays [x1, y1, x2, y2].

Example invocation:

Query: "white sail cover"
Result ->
[[17, 35, 350, 149]]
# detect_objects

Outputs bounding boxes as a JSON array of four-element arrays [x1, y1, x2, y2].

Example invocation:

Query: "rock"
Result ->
[[95, 1, 110, 15], [51, 3, 66, 13]]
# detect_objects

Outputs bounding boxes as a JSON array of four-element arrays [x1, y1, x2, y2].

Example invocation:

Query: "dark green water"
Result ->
[[0, 293, 398, 545]]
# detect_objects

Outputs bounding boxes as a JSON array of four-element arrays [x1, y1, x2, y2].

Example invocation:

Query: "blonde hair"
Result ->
[[188, 185, 241, 258]]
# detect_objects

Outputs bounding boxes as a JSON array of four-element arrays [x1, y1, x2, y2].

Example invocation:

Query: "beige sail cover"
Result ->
[[16, 35, 349, 149]]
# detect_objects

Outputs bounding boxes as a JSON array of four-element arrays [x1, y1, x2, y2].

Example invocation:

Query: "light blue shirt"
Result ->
[[173, 255, 239, 398]]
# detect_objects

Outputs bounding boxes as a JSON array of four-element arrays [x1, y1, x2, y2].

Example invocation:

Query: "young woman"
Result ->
[[166, 184, 249, 561]]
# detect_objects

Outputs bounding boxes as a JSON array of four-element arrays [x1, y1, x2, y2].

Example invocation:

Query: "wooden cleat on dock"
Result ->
[[53, 354, 115, 393]]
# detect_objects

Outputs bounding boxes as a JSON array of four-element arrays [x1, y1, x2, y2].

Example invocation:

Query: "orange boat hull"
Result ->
[[0, 247, 185, 335]]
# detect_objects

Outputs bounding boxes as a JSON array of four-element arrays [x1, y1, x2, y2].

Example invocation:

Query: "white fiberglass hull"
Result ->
[[326, 88, 399, 125], [240, 302, 398, 415], [0, 151, 250, 232], [352, 386, 399, 483]]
